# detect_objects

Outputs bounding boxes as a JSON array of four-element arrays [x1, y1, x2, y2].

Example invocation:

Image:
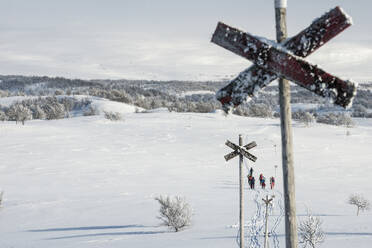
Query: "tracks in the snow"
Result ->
[[236, 189, 284, 248]]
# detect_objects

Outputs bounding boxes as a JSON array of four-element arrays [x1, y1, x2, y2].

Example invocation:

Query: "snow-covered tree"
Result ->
[[298, 210, 325, 248], [348, 194, 370, 216], [31, 105, 46, 120], [104, 111, 122, 121], [155, 195, 192, 232], [17, 105, 32, 125], [83, 105, 99, 116], [294, 111, 315, 126], [42, 99, 65, 120], [247, 103, 273, 118], [7, 103, 32, 125], [0, 110, 7, 121], [316, 113, 354, 127], [338, 113, 354, 128]]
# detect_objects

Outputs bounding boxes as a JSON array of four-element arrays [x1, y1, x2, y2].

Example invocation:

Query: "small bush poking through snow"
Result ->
[[293, 111, 315, 127], [155, 195, 192, 232], [233, 103, 273, 118], [0, 110, 7, 121], [0, 191, 3, 206], [104, 111, 123, 121], [83, 105, 99, 116], [316, 113, 354, 127], [348, 194, 370, 216], [298, 209, 325, 248]]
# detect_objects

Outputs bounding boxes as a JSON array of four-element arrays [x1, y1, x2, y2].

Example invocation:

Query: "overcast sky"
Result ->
[[0, 0, 371, 82]]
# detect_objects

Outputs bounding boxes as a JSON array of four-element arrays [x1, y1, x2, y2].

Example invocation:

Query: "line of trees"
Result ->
[[1, 75, 371, 123], [0, 97, 93, 124]]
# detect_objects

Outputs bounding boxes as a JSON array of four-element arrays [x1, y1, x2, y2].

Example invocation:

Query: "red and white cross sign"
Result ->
[[212, 7, 357, 111]]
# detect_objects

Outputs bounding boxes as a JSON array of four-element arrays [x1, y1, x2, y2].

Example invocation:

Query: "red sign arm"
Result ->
[[211, 22, 356, 108], [214, 6, 353, 110]]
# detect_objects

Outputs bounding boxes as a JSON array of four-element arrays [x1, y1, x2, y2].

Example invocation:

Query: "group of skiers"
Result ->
[[247, 167, 275, 190]]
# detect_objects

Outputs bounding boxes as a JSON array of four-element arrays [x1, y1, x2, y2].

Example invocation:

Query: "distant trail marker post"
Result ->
[[212, 2, 357, 248], [224, 135, 257, 248]]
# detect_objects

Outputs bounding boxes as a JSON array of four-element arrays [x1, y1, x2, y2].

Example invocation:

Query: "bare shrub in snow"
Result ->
[[348, 194, 370, 216], [316, 113, 354, 127], [104, 111, 123, 121], [83, 105, 99, 116], [293, 111, 315, 126], [155, 195, 192, 232], [194, 102, 216, 113], [298, 210, 325, 248], [54, 89, 64, 95], [0, 110, 7, 121], [338, 113, 355, 128], [247, 103, 273, 118], [233, 105, 249, 116], [351, 104, 368, 117], [233, 103, 273, 118], [0, 90, 10, 97]]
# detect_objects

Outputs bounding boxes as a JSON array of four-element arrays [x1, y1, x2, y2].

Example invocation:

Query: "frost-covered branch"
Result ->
[[155, 195, 192, 232], [348, 194, 370, 216], [298, 210, 325, 248]]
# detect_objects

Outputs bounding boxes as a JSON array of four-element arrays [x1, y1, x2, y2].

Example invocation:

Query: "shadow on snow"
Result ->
[[27, 224, 166, 240], [28, 224, 148, 232]]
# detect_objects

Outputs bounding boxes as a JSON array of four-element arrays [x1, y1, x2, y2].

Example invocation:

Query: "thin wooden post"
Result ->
[[239, 134, 244, 248], [263, 195, 274, 248], [275, 0, 298, 248], [223, 136, 257, 248]]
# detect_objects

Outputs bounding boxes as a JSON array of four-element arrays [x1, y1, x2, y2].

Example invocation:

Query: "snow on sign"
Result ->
[[212, 6, 357, 111], [224, 140, 257, 162]]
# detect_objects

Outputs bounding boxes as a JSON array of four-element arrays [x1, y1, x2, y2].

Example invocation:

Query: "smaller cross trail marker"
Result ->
[[262, 195, 275, 248], [224, 135, 257, 248], [224, 140, 257, 162]]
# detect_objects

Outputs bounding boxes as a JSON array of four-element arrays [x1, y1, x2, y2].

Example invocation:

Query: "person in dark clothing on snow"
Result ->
[[249, 167, 253, 177], [259, 174, 265, 187], [251, 177, 255, 189], [270, 177, 275, 189], [247, 175, 253, 188]]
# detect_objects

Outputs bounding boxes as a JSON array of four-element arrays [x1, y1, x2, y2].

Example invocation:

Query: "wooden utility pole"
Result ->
[[275, 0, 298, 247], [238, 134, 244, 248], [212, 4, 356, 248], [263, 195, 275, 248], [224, 136, 257, 248]]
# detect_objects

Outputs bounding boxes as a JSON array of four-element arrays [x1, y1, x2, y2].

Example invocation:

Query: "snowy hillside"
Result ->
[[0, 95, 141, 115], [0, 109, 371, 247]]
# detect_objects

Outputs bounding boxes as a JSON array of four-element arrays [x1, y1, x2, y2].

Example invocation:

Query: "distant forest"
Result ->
[[0, 75, 372, 124]]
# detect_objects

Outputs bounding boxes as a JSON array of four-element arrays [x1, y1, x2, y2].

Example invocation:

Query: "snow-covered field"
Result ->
[[0, 108, 371, 247]]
